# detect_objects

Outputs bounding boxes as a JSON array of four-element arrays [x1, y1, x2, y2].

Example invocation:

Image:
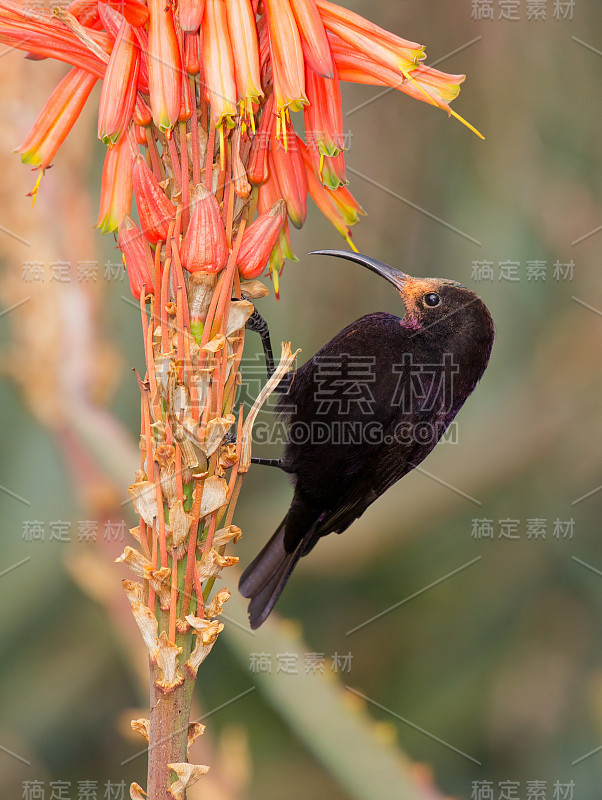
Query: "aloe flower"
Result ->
[[202, 0, 237, 141], [96, 133, 134, 233], [17, 67, 97, 174], [226, 0, 263, 131], [147, 0, 181, 132], [0, 0, 481, 794], [97, 18, 140, 144]]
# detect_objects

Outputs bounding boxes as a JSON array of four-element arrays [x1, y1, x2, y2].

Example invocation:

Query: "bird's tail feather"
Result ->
[[239, 522, 305, 629]]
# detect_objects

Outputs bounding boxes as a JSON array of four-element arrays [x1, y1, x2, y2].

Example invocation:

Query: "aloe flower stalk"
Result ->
[[0, 0, 482, 794]]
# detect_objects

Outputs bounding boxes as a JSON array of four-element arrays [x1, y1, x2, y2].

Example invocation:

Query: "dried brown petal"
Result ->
[[185, 616, 224, 674], [131, 718, 150, 741], [191, 368, 213, 410], [240, 342, 300, 471], [129, 782, 147, 800], [122, 580, 159, 658], [212, 525, 242, 547], [187, 722, 206, 752], [116, 546, 151, 579], [241, 279, 269, 299], [203, 414, 235, 456], [128, 481, 159, 526], [219, 442, 239, 470], [205, 587, 231, 618], [185, 615, 222, 645], [196, 548, 239, 581], [202, 334, 226, 353], [117, 549, 172, 608], [167, 762, 210, 799], [156, 443, 175, 470], [151, 567, 172, 610], [199, 475, 228, 517], [155, 631, 184, 690], [225, 299, 254, 337], [169, 499, 193, 547], [154, 351, 173, 396]]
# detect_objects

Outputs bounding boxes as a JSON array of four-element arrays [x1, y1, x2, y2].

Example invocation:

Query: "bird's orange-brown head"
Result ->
[[311, 249, 495, 377]]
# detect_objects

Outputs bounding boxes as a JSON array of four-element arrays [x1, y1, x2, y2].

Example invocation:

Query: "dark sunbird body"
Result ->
[[240, 251, 495, 629]]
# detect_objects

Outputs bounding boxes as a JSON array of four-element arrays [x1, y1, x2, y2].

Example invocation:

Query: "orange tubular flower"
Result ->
[[133, 155, 177, 244], [98, 18, 140, 145], [180, 0, 205, 33], [319, 150, 347, 190], [103, 0, 149, 27], [290, 0, 333, 78], [67, 0, 102, 29], [316, 0, 424, 71], [134, 94, 153, 128], [119, 215, 156, 299], [269, 122, 307, 228], [329, 181, 365, 226], [304, 58, 345, 186], [257, 165, 283, 216], [263, 0, 307, 126], [184, 31, 200, 74], [225, 0, 263, 130], [298, 137, 358, 249], [0, 4, 108, 77], [331, 35, 464, 106], [147, 0, 182, 133], [247, 92, 274, 185], [237, 199, 286, 279], [98, 2, 149, 94], [180, 184, 229, 274], [202, 0, 237, 138], [17, 67, 97, 174], [96, 133, 134, 233], [395, 63, 466, 107]]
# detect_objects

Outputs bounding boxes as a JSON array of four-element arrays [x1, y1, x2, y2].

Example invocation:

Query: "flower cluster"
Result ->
[[1, 0, 476, 292]]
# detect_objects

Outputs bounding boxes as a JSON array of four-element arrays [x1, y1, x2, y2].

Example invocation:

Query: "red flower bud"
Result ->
[[97, 18, 140, 145], [269, 121, 307, 228], [119, 215, 156, 299], [180, 184, 229, 274], [247, 93, 274, 185], [133, 155, 177, 244], [179, 0, 205, 32], [237, 199, 287, 278]]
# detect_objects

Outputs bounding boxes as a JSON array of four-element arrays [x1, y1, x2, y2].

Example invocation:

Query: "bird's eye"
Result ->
[[423, 292, 441, 307]]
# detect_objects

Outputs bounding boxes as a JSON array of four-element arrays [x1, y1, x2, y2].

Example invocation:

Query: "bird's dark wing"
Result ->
[[301, 437, 424, 540], [277, 313, 404, 490]]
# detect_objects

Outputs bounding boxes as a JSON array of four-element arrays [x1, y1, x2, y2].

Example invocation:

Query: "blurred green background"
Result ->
[[1, 1, 601, 798]]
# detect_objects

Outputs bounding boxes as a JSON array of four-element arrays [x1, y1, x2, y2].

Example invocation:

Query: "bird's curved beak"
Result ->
[[310, 249, 409, 292]]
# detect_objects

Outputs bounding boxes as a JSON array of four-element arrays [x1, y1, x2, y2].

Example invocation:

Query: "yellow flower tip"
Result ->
[[448, 107, 485, 140], [218, 125, 226, 171], [278, 109, 289, 151], [271, 262, 281, 299], [345, 234, 358, 253], [101, 133, 118, 147], [400, 66, 484, 139], [30, 171, 43, 208]]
